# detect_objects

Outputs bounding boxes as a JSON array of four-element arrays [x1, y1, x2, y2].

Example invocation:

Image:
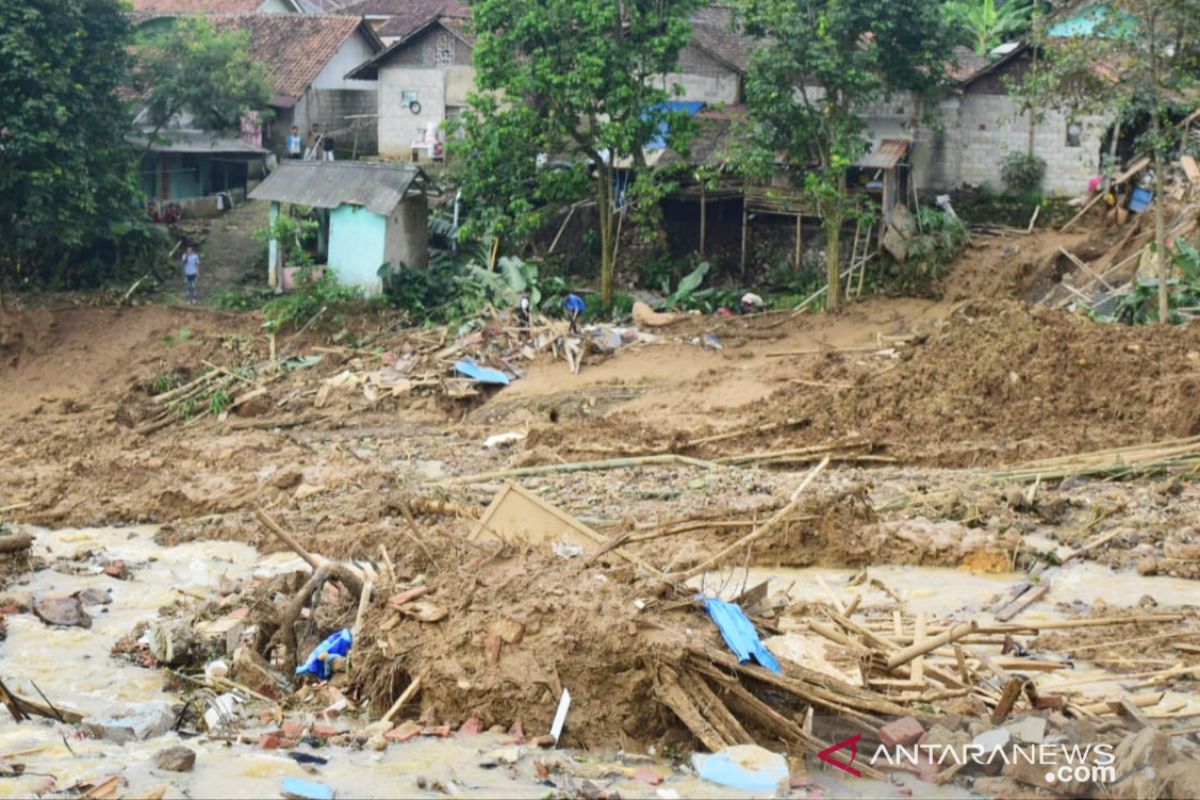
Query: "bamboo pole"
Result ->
[[886, 621, 978, 670], [442, 454, 722, 485], [253, 507, 320, 570], [381, 676, 423, 723], [672, 458, 829, 581]]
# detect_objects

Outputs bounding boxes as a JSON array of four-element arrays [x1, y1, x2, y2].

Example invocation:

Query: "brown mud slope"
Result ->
[[786, 301, 1200, 464]]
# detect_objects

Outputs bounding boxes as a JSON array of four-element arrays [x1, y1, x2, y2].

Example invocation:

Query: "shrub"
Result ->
[[1000, 152, 1047, 194], [262, 269, 364, 332]]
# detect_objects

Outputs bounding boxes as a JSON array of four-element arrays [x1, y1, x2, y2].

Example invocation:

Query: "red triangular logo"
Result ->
[[817, 733, 862, 777]]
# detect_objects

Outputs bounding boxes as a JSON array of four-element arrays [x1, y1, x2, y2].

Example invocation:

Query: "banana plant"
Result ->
[[945, 0, 1034, 55]]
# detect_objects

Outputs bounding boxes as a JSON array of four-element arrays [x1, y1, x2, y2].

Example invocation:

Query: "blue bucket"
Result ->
[[1129, 187, 1153, 213]]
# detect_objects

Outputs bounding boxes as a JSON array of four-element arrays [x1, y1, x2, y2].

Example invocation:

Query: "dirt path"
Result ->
[[169, 200, 269, 303]]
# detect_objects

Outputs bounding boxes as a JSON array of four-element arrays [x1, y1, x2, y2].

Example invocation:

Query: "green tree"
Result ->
[[0, 0, 141, 289], [1022, 0, 1200, 323], [945, 0, 1034, 55], [132, 17, 273, 149], [454, 0, 701, 308], [738, 0, 957, 309]]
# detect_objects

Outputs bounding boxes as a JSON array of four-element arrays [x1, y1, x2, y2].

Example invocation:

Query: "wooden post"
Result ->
[[699, 186, 707, 256], [794, 214, 802, 270], [740, 188, 749, 277], [267, 202, 281, 289]]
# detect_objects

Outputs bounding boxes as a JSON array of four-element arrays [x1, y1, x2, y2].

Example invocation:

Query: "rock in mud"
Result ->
[[76, 587, 112, 606], [33, 595, 91, 628], [84, 701, 176, 744], [152, 745, 196, 772]]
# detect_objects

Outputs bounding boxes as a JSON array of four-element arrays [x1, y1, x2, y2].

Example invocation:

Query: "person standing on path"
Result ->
[[182, 244, 201, 304], [322, 131, 336, 162]]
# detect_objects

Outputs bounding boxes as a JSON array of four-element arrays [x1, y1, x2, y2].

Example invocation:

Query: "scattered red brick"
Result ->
[[632, 767, 664, 786], [420, 725, 451, 737], [225, 607, 251, 620], [389, 586, 430, 608], [282, 721, 305, 738], [310, 724, 340, 738], [103, 561, 128, 579], [259, 731, 282, 750], [458, 716, 485, 736], [385, 721, 421, 742], [879, 716, 925, 748]]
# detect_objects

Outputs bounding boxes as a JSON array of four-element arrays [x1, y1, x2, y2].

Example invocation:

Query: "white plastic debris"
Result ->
[[203, 659, 229, 681], [484, 431, 527, 449]]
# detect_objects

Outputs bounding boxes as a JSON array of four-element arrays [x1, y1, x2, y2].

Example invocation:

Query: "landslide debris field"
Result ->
[[1, 225, 1200, 798]]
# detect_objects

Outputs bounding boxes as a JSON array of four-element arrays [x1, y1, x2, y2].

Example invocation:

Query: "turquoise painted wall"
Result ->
[[328, 204, 387, 296]]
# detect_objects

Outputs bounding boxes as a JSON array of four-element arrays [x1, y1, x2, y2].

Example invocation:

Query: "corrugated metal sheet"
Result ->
[[854, 139, 910, 170], [125, 131, 268, 155], [249, 162, 423, 215]]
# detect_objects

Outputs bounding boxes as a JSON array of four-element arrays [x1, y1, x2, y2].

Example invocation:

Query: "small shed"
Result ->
[[128, 130, 269, 210], [249, 161, 430, 296]]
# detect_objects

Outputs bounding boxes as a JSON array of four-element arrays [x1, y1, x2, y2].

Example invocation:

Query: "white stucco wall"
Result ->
[[312, 33, 378, 91], [379, 66, 447, 156], [657, 72, 740, 105]]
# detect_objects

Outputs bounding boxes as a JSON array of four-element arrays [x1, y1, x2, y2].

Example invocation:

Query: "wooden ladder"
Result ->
[[844, 219, 874, 300]]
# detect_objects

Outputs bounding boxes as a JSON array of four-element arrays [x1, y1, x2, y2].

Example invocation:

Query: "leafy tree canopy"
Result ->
[[0, 0, 141, 288], [738, 0, 957, 308], [132, 17, 273, 145], [452, 0, 703, 307]]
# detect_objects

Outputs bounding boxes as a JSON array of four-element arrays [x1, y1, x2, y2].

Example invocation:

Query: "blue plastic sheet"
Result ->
[[693, 746, 789, 792], [281, 777, 335, 800], [296, 628, 352, 680], [704, 598, 781, 672], [454, 360, 511, 386]]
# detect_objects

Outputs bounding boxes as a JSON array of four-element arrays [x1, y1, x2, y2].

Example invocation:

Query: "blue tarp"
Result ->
[[1048, 6, 1137, 39], [454, 359, 511, 385], [296, 628, 352, 680], [693, 746, 789, 792], [704, 598, 782, 672], [645, 101, 707, 150], [281, 777, 335, 800]]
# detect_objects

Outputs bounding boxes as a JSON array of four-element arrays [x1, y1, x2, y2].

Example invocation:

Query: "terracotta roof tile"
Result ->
[[946, 46, 993, 83], [213, 14, 376, 97], [131, 0, 273, 14], [369, 0, 470, 39]]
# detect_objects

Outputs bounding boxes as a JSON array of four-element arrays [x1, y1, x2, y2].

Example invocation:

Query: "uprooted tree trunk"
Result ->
[[267, 562, 364, 675]]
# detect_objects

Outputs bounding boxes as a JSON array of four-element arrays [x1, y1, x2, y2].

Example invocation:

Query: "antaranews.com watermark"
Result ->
[[817, 732, 1117, 786]]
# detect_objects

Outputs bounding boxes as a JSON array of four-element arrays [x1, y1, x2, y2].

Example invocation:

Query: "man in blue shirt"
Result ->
[[286, 126, 304, 159], [182, 244, 201, 305], [564, 292, 586, 334]]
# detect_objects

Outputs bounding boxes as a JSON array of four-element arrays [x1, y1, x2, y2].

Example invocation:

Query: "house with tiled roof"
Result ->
[[214, 14, 385, 155], [346, 6, 755, 159], [133, 14, 384, 207], [129, 0, 302, 16], [341, 0, 470, 44]]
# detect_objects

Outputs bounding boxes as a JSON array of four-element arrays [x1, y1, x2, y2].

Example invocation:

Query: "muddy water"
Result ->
[[0, 528, 792, 799], [697, 564, 1200, 711], [3, 529, 1186, 799]]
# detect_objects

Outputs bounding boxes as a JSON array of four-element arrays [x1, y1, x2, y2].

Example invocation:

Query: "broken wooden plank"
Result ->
[[990, 678, 1027, 724], [995, 583, 1049, 623]]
